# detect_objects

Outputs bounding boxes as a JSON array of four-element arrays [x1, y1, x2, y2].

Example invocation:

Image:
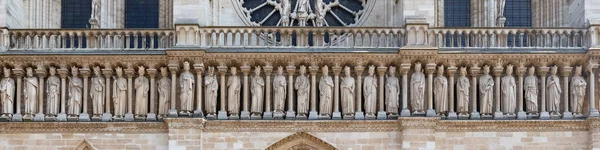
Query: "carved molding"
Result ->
[[437, 120, 589, 132], [0, 122, 168, 133], [163, 118, 206, 129], [202, 120, 399, 132], [73, 139, 98, 150], [265, 132, 337, 150]]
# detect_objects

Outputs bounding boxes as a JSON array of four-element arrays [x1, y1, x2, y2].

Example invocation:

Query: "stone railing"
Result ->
[[430, 27, 590, 50], [175, 25, 407, 49], [6, 29, 175, 51]]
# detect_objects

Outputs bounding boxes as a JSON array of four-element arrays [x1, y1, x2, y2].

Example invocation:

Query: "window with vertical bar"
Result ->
[[505, 0, 531, 47], [125, 0, 160, 48], [444, 0, 470, 47]]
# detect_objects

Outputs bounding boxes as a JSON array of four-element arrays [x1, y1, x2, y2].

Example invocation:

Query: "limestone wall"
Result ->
[[0, 133, 168, 150]]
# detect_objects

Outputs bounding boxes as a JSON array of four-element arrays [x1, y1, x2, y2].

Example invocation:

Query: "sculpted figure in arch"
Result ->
[[280, 0, 292, 26], [227, 67, 241, 116], [112, 67, 127, 118], [386, 66, 400, 115], [319, 65, 334, 117], [434, 65, 448, 116], [411, 63, 425, 113], [571, 66, 586, 115], [251, 67, 265, 116], [180, 62, 195, 114], [68, 66, 83, 116], [158, 67, 171, 116], [363, 66, 377, 116], [273, 66, 287, 114], [0, 68, 15, 116], [24, 67, 38, 115], [134, 66, 149, 116], [524, 66, 538, 114], [456, 67, 470, 115], [295, 66, 310, 116], [546, 66, 561, 115], [502, 64, 517, 115], [479, 65, 494, 115], [204, 67, 218, 116], [341, 66, 355, 116], [47, 67, 60, 116], [91, 66, 104, 116]]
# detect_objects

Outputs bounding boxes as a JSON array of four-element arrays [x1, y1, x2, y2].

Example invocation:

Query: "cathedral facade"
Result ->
[[1, 0, 600, 149]]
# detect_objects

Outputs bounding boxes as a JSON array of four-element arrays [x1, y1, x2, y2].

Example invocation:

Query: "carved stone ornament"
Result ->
[[265, 132, 337, 150], [73, 139, 98, 150]]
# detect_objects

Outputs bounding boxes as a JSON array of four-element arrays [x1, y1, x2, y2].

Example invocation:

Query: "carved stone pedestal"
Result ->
[[0, 114, 12, 121], [458, 113, 470, 120], [124, 113, 134, 121], [400, 109, 411, 117], [550, 112, 561, 119], [167, 109, 178, 117], [178, 111, 192, 117], [332, 112, 342, 120], [387, 113, 399, 120], [112, 115, 124, 121], [590, 108, 600, 117], [295, 114, 307, 120], [377, 111, 387, 120], [67, 115, 79, 122], [504, 114, 516, 120], [228, 114, 240, 120], [34, 113, 45, 122], [240, 111, 250, 120], [354, 111, 365, 120], [217, 111, 228, 120], [134, 115, 146, 121], [517, 111, 527, 120], [426, 109, 436, 117], [493, 112, 504, 120], [273, 111, 285, 120], [447, 112, 458, 120], [101, 113, 112, 122], [56, 113, 67, 122], [574, 113, 586, 119], [318, 114, 330, 120], [91, 114, 102, 121], [262, 111, 273, 120], [527, 113, 539, 119], [193, 110, 204, 118], [365, 113, 376, 120], [413, 111, 425, 117], [79, 113, 91, 122], [540, 111, 550, 120], [285, 111, 295, 120], [470, 112, 480, 119], [11, 113, 22, 122], [251, 114, 263, 120], [563, 112, 573, 120], [308, 111, 319, 120], [146, 113, 157, 121], [205, 113, 217, 120]]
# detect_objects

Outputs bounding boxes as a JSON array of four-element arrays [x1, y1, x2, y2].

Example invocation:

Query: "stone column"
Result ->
[[101, 67, 113, 121], [354, 65, 365, 119], [263, 65, 274, 119], [589, 63, 600, 117], [33, 67, 46, 122], [167, 64, 179, 117], [470, 66, 481, 119], [57, 68, 69, 121], [193, 63, 205, 118], [493, 65, 504, 119], [516, 66, 527, 119], [12, 68, 24, 121], [308, 65, 319, 120], [425, 63, 436, 117], [400, 63, 411, 117], [562, 66, 573, 119], [332, 65, 342, 120], [539, 66, 550, 119], [376, 66, 387, 119], [217, 65, 228, 119], [240, 65, 251, 119], [147, 68, 158, 121], [124, 67, 135, 121], [79, 67, 91, 121], [447, 66, 458, 119], [285, 65, 296, 119]]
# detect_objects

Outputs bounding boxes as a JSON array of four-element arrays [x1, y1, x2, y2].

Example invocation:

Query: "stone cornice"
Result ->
[[0, 122, 168, 133], [202, 120, 399, 132], [436, 120, 589, 132]]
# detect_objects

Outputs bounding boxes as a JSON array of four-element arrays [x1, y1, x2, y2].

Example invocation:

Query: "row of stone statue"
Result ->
[[0, 61, 597, 121]]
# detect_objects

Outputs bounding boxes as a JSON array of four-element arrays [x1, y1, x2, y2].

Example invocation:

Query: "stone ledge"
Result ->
[[0, 122, 168, 133], [202, 120, 399, 132], [437, 120, 589, 132]]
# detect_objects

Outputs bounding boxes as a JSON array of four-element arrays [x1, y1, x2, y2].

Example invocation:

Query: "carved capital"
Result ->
[[286, 65, 296, 75], [79, 67, 91, 78], [376, 66, 387, 76], [147, 68, 157, 78], [12, 68, 24, 77], [57, 68, 69, 78], [124, 68, 135, 78], [240, 65, 251, 76], [447, 66, 458, 77], [168, 63, 179, 74], [217, 65, 228, 76], [538, 67, 550, 76], [35, 67, 48, 78], [425, 63, 436, 74], [400, 63, 411, 75], [354, 65, 364, 76], [493, 66, 504, 77], [516, 66, 527, 77], [101, 68, 113, 78], [469, 66, 481, 77], [309, 65, 320, 76], [194, 63, 205, 75], [332, 65, 342, 76], [562, 66, 573, 77], [263, 65, 274, 76]]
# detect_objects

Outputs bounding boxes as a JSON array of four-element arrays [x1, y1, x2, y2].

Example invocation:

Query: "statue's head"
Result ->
[[368, 65, 375, 75], [93, 66, 101, 76], [299, 65, 306, 75], [116, 67, 123, 77], [506, 64, 513, 75], [3, 68, 11, 77], [255, 66, 262, 76], [160, 67, 168, 77], [277, 66, 284, 75], [551, 65, 558, 75], [49, 66, 56, 76], [71, 66, 79, 76], [138, 66, 145, 76], [345, 66, 351, 76], [183, 61, 190, 71], [26, 67, 33, 77], [389, 66, 396, 76], [437, 65, 444, 75], [575, 66, 582, 76], [483, 65, 490, 74], [231, 67, 237, 75], [322, 65, 329, 75], [460, 67, 467, 76], [528, 66, 535, 75], [415, 62, 422, 72]]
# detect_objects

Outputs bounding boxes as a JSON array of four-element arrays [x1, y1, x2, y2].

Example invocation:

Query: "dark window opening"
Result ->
[[444, 0, 470, 47]]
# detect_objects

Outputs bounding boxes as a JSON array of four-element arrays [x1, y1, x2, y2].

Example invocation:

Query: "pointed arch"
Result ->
[[265, 132, 337, 150], [73, 139, 98, 150]]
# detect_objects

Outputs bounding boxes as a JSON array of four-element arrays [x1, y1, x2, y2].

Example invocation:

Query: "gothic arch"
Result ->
[[266, 132, 337, 150], [73, 139, 98, 150]]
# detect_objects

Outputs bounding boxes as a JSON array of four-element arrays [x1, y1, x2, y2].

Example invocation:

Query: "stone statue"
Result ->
[[341, 66, 355, 116], [251, 67, 265, 116], [498, 0, 506, 17], [571, 66, 586, 115], [89, 0, 101, 28], [295, 66, 310, 116], [524, 66, 538, 114], [363, 66, 377, 116], [386, 66, 400, 115], [315, 0, 326, 26], [456, 67, 470, 114], [434, 65, 448, 116], [204, 67, 218, 116], [24, 67, 38, 115], [411, 63, 426, 113], [46, 67, 60, 117], [502, 64, 517, 115], [0, 68, 15, 116], [180, 62, 195, 114], [479, 65, 494, 115], [68, 67, 83, 116], [273, 66, 287, 114], [319, 66, 334, 117], [112, 67, 127, 118], [280, 0, 292, 26], [227, 67, 241, 116], [91, 66, 104, 116], [546, 66, 561, 114], [134, 66, 149, 116], [158, 67, 171, 116]]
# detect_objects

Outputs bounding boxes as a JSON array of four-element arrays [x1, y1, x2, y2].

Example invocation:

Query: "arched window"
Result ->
[[61, 0, 92, 28], [125, 0, 159, 28], [444, 0, 471, 27], [505, 0, 531, 27]]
